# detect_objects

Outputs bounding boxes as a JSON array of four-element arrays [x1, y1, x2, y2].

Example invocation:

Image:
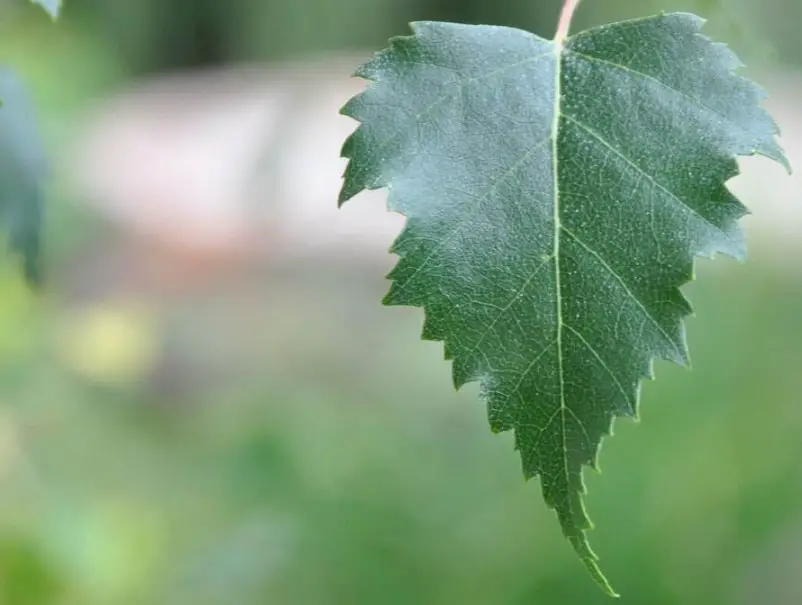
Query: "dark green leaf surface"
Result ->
[[30, 0, 61, 19], [0, 69, 48, 285], [338, 12, 787, 594]]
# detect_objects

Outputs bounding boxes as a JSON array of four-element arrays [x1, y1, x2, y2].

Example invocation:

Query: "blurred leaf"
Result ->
[[54, 301, 161, 386], [0, 69, 47, 285], [29, 0, 61, 19], [0, 533, 64, 604], [339, 13, 788, 594]]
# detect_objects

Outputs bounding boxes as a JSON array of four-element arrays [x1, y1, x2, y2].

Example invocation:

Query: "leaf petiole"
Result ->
[[555, 0, 581, 44]]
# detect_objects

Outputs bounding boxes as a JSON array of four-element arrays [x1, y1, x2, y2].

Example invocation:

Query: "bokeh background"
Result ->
[[0, 0, 800, 602]]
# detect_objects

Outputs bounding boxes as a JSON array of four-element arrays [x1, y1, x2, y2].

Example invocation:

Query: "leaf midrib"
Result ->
[[553, 41, 615, 596], [550, 38, 571, 532]]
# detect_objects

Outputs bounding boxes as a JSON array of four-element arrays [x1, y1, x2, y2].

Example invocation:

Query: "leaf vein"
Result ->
[[522, 407, 562, 461], [563, 322, 635, 413], [559, 225, 682, 359], [502, 338, 558, 407], [565, 48, 755, 140], [465, 253, 554, 357], [551, 42, 572, 533], [350, 49, 555, 190], [390, 137, 552, 297], [564, 405, 593, 460], [560, 112, 727, 235]]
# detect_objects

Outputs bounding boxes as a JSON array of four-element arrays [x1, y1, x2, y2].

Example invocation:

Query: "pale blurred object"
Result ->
[[67, 53, 404, 285], [61, 53, 409, 394], [54, 300, 161, 386], [730, 68, 802, 258]]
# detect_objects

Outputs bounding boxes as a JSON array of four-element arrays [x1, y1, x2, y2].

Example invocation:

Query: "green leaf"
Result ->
[[0, 69, 48, 285], [29, 0, 61, 19], [338, 12, 788, 595]]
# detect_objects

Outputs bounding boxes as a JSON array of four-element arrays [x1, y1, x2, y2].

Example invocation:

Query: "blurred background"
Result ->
[[0, 0, 799, 602]]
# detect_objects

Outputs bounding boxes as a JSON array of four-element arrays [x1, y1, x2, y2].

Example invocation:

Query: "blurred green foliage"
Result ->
[[0, 0, 799, 603], [45, 0, 802, 77], [39, 0, 800, 77], [0, 249, 799, 604]]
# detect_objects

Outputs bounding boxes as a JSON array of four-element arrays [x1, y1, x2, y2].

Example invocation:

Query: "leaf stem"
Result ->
[[555, 0, 581, 44]]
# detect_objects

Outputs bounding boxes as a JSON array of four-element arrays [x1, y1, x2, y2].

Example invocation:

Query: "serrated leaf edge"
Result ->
[[337, 14, 789, 598]]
